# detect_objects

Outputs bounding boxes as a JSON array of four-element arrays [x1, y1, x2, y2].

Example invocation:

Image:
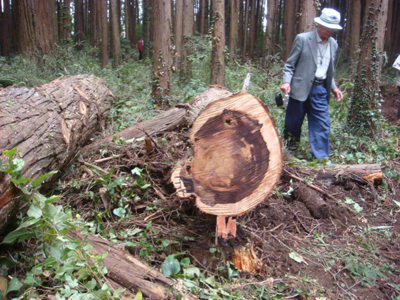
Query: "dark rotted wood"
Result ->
[[68, 231, 174, 300], [0, 75, 113, 233], [173, 92, 284, 216], [293, 182, 330, 219]]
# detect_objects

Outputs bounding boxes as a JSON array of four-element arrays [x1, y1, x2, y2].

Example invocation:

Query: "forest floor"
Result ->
[[20, 83, 400, 299]]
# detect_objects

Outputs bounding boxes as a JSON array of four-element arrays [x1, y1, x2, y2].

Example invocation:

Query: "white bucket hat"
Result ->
[[314, 8, 342, 30]]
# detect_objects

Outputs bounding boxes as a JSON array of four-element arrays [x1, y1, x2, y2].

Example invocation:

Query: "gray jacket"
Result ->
[[282, 29, 338, 101]]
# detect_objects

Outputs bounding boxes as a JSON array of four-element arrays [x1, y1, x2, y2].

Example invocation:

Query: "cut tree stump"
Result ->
[[68, 231, 174, 300], [172, 92, 284, 239], [0, 75, 113, 232]]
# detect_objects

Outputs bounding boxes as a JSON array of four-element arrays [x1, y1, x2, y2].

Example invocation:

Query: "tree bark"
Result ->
[[16, 0, 57, 55], [229, 0, 239, 63], [347, 0, 389, 135], [152, 0, 173, 105], [298, 0, 316, 33], [100, 0, 109, 68], [0, 75, 113, 233], [68, 231, 174, 300], [210, 0, 225, 85], [110, 0, 121, 68]]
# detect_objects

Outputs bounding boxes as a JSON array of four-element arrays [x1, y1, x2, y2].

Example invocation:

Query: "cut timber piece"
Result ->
[[68, 231, 173, 300], [173, 92, 283, 216]]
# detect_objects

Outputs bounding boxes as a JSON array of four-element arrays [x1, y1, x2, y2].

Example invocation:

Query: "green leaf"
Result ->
[[2, 228, 34, 244], [27, 204, 42, 218], [31, 171, 58, 189], [184, 267, 200, 278], [134, 290, 143, 300], [11, 158, 25, 172], [113, 207, 126, 218], [6, 277, 23, 293], [289, 252, 308, 265], [161, 255, 181, 277], [131, 167, 143, 176]]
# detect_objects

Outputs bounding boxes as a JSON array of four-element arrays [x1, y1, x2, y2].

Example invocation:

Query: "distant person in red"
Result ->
[[137, 38, 144, 61]]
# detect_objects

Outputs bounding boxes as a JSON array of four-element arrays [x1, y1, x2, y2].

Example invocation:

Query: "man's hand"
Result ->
[[332, 88, 343, 102], [280, 83, 291, 95]]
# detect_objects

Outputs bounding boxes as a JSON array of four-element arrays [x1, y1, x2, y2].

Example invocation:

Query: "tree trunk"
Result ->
[[174, 0, 183, 71], [198, 0, 207, 35], [0, 0, 12, 56], [58, 0, 71, 41], [74, 0, 85, 48], [0, 75, 113, 233], [181, 0, 194, 79], [229, 0, 239, 64], [16, 0, 57, 55], [347, 0, 389, 135], [152, 0, 173, 105], [210, 0, 225, 85], [100, 0, 109, 68], [172, 93, 284, 217], [110, 0, 121, 68], [298, 0, 316, 33], [264, 0, 278, 66], [283, 0, 298, 60], [68, 231, 174, 300], [348, 0, 362, 76]]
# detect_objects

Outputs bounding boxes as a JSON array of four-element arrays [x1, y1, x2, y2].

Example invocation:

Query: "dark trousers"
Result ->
[[284, 83, 330, 160]]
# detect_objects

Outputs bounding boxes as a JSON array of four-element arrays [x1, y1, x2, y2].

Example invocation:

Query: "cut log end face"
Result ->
[[192, 109, 269, 206], [172, 92, 284, 216]]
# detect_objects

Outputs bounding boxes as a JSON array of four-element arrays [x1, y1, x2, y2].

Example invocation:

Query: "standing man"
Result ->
[[280, 8, 343, 162]]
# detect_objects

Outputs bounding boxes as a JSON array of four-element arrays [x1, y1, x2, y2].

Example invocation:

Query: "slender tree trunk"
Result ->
[[110, 0, 121, 67], [100, 0, 108, 68], [58, 0, 71, 41], [243, 0, 250, 57], [347, 0, 389, 135], [283, 0, 298, 60], [248, 0, 256, 58], [174, 0, 183, 71], [16, 0, 57, 55], [74, 0, 85, 48], [181, 0, 194, 79], [142, 0, 152, 60], [349, 0, 362, 76], [229, 0, 239, 63], [264, 0, 278, 63], [198, 0, 206, 35], [152, 0, 173, 105], [0, 0, 11, 56], [210, 0, 225, 85]]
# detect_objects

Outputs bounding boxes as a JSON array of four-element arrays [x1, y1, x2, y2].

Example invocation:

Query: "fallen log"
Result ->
[[0, 75, 113, 232], [82, 85, 233, 154], [68, 231, 174, 300]]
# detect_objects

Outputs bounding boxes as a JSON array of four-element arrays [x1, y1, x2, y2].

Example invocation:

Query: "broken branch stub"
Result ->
[[172, 92, 283, 216]]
